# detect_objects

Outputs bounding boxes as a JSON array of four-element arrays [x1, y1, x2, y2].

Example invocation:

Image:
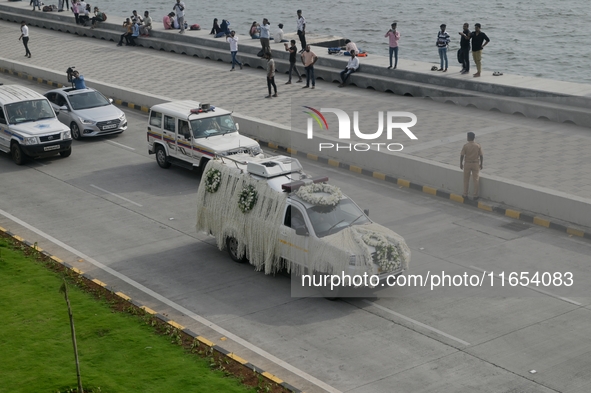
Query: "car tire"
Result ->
[[155, 145, 171, 168], [226, 236, 247, 263], [197, 157, 209, 175], [70, 122, 82, 140], [11, 143, 26, 165], [60, 147, 72, 158]]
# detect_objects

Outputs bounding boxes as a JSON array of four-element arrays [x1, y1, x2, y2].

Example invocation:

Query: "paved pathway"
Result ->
[[2, 18, 591, 204]]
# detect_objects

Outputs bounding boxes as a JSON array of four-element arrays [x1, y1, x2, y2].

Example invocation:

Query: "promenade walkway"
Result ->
[[1, 10, 591, 228]]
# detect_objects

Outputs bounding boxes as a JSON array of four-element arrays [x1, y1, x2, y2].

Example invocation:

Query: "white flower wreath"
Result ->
[[295, 183, 344, 206], [362, 232, 401, 272], [204, 168, 222, 193], [238, 184, 258, 213]]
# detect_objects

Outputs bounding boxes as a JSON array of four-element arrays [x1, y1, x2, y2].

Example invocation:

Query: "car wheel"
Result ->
[[11, 143, 26, 165], [60, 147, 72, 158], [155, 145, 171, 168], [70, 122, 82, 140], [226, 236, 247, 263], [197, 157, 209, 175]]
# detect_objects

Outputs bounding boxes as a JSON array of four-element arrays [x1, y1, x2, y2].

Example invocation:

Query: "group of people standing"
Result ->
[[434, 22, 490, 76]]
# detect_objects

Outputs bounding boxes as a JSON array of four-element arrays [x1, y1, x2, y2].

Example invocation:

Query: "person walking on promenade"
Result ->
[[458, 23, 471, 74], [227, 31, 243, 71], [339, 50, 359, 87], [460, 132, 483, 199], [265, 53, 278, 98], [463, 23, 489, 77], [19, 21, 31, 58], [296, 10, 306, 53], [301, 44, 318, 89], [385, 23, 400, 69], [436, 24, 450, 72], [173, 0, 185, 34], [284, 39, 302, 84], [258, 18, 271, 56]]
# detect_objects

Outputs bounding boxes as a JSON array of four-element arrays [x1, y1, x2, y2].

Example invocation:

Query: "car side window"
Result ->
[[164, 115, 175, 133], [0, 107, 6, 124], [284, 205, 307, 230], [55, 94, 67, 107], [45, 93, 56, 104], [178, 120, 190, 139], [149, 111, 162, 128]]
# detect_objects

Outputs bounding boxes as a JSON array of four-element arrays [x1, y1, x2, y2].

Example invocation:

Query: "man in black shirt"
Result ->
[[284, 39, 302, 84], [464, 23, 489, 77], [458, 23, 471, 74]]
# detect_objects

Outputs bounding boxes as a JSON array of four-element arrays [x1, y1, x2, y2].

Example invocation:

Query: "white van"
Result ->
[[147, 100, 262, 172], [195, 155, 410, 292], [0, 85, 72, 165]]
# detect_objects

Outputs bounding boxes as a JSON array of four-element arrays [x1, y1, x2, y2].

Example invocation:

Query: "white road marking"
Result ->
[[103, 139, 136, 151], [361, 300, 471, 346], [469, 266, 582, 306], [0, 208, 342, 393], [89, 184, 142, 207]]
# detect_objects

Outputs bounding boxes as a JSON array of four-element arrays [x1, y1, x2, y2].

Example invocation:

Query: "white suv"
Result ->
[[0, 85, 72, 165], [147, 100, 262, 172]]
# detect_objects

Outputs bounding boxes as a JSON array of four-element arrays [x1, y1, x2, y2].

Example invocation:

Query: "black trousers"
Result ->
[[297, 30, 306, 50], [22, 37, 31, 56], [460, 47, 470, 72], [267, 77, 277, 95]]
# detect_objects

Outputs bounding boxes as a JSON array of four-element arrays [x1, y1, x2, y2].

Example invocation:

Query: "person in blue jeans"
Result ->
[[226, 31, 243, 71], [436, 24, 450, 71], [339, 50, 359, 87], [128, 21, 140, 46], [300, 45, 318, 89], [384, 23, 400, 69]]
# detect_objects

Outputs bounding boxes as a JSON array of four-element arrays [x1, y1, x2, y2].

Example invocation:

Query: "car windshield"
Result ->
[[190, 114, 237, 139], [306, 199, 370, 238], [68, 90, 110, 110], [5, 100, 55, 124]]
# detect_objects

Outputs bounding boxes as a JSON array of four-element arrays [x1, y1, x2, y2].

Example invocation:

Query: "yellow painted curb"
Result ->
[[397, 179, 410, 188], [115, 292, 131, 301], [567, 228, 584, 237], [262, 372, 284, 384], [196, 336, 214, 347], [533, 217, 550, 227], [91, 278, 107, 287], [306, 153, 318, 161], [423, 186, 437, 196], [505, 209, 520, 219], [168, 320, 185, 330], [478, 202, 493, 211], [141, 306, 157, 314], [372, 172, 386, 181], [450, 194, 464, 203], [227, 353, 248, 364], [328, 159, 339, 167]]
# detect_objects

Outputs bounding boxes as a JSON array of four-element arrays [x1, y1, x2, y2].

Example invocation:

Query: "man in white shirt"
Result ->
[[172, 0, 185, 34], [344, 39, 359, 54], [226, 31, 243, 71], [19, 21, 31, 58], [140, 11, 152, 36], [339, 50, 359, 87], [275, 23, 288, 43], [296, 10, 306, 53]]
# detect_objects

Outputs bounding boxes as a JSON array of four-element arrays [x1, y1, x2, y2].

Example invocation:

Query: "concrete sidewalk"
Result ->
[[1, 16, 591, 228]]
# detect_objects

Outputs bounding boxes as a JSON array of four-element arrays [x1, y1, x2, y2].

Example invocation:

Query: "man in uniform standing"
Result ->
[[460, 132, 483, 199]]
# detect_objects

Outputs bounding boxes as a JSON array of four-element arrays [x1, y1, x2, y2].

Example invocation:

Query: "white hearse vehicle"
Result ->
[[0, 85, 72, 165], [196, 155, 411, 291], [147, 101, 262, 172]]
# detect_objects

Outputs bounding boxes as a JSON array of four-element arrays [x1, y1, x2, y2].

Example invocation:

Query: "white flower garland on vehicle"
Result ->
[[295, 183, 343, 206], [238, 184, 258, 213], [204, 168, 222, 193], [361, 232, 401, 272]]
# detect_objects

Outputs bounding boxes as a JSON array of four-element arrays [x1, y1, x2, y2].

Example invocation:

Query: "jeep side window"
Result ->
[[284, 205, 306, 230], [149, 111, 162, 128], [178, 120, 190, 139], [164, 115, 175, 133], [0, 108, 6, 124]]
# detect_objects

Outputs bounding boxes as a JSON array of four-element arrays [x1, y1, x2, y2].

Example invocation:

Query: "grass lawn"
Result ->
[[0, 237, 256, 393]]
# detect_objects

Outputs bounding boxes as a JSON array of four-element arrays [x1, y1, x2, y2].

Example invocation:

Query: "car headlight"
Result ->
[[78, 117, 96, 125], [62, 131, 71, 140], [118, 113, 126, 122], [24, 137, 38, 145]]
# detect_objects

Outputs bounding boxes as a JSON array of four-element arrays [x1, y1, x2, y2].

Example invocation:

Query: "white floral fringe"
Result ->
[[196, 160, 411, 277]]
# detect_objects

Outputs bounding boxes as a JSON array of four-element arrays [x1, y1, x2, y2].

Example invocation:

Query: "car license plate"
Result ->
[[102, 124, 117, 130], [44, 145, 60, 151]]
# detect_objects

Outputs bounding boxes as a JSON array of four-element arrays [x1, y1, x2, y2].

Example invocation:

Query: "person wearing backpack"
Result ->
[[90, 7, 106, 29]]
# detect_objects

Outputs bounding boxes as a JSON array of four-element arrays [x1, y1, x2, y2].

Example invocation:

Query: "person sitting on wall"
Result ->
[[249, 21, 259, 39], [163, 12, 175, 30], [210, 18, 221, 35]]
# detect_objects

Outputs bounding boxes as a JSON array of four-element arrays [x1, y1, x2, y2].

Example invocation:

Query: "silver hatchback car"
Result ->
[[44, 87, 127, 140]]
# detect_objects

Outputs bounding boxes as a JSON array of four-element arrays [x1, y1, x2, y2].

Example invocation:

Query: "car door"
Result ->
[[53, 92, 73, 127], [279, 204, 310, 271], [177, 119, 195, 163], [0, 107, 8, 151], [162, 115, 177, 156]]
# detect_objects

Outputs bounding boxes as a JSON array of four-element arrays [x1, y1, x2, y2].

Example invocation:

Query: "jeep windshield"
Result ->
[[68, 90, 110, 110], [306, 199, 371, 238], [190, 115, 237, 139], [5, 100, 56, 124]]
